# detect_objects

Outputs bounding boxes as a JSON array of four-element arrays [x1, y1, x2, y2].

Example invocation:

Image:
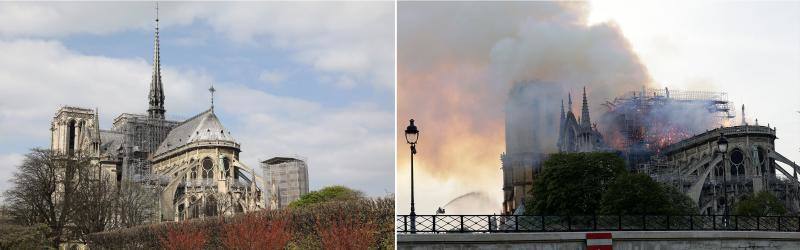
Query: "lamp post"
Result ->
[[717, 133, 730, 224], [405, 119, 419, 232]]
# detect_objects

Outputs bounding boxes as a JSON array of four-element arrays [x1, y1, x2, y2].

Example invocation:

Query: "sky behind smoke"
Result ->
[[398, 1, 800, 215], [0, 2, 395, 197]]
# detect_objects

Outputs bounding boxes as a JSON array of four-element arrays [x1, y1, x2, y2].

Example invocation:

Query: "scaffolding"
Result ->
[[111, 113, 179, 184], [601, 87, 734, 168]]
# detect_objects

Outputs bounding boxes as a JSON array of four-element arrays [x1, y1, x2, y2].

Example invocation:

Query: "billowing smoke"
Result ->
[[398, 2, 651, 214], [600, 89, 732, 154]]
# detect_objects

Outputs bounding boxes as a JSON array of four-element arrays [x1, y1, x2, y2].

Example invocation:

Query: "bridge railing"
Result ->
[[396, 214, 800, 233]]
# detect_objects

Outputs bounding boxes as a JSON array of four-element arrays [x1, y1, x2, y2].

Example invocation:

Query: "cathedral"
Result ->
[[557, 87, 609, 153], [501, 85, 609, 214], [49, 15, 264, 221]]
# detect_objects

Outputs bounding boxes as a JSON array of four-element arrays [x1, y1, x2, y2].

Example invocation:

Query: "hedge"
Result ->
[[86, 198, 394, 249]]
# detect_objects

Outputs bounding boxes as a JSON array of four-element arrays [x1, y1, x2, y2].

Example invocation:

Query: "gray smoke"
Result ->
[[397, 1, 652, 215], [490, 4, 652, 155]]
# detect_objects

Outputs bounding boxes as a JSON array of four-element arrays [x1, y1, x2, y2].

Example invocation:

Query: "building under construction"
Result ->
[[261, 156, 310, 210], [109, 113, 179, 183], [501, 85, 800, 215], [49, 13, 265, 222], [601, 87, 735, 169]]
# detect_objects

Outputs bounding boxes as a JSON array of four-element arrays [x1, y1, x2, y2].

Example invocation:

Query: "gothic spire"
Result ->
[[147, 2, 166, 119], [560, 99, 565, 121], [581, 86, 591, 128], [94, 107, 100, 140], [567, 92, 572, 113], [93, 107, 101, 156]]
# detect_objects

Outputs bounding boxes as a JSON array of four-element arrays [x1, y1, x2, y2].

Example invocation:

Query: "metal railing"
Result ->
[[396, 214, 800, 233]]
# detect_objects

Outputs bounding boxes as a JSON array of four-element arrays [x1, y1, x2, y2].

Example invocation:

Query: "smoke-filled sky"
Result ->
[[398, 1, 800, 215]]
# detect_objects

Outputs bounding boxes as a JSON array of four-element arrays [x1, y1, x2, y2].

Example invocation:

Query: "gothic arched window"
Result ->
[[757, 147, 767, 174], [190, 197, 200, 219], [177, 204, 185, 220], [67, 119, 76, 155], [205, 196, 218, 217], [730, 148, 745, 176], [223, 158, 231, 178], [202, 157, 213, 179]]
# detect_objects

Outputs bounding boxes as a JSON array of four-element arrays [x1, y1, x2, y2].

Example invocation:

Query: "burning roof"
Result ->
[[599, 87, 734, 154]]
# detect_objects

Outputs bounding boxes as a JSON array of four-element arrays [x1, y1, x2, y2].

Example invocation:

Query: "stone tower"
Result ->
[[51, 106, 100, 156]]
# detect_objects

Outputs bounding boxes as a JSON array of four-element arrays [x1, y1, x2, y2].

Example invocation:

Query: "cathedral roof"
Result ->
[[99, 130, 124, 158], [153, 109, 238, 156]]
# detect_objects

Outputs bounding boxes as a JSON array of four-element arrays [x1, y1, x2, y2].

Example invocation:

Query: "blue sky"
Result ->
[[0, 2, 395, 197], [61, 27, 392, 110]]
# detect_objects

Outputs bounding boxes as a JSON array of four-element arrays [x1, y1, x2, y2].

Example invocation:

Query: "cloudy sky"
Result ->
[[398, 1, 799, 214], [0, 2, 395, 197]]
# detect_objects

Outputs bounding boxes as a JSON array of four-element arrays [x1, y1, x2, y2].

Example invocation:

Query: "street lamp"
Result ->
[[405, 119, 419, 216], [405, 119, 419, 233], [717, 133, 730, 223]]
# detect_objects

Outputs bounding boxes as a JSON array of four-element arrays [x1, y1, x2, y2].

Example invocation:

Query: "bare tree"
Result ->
[[3, 148, 92, 247], [114, 180, 157, 228], [5, 148, 162, 246], [72, 176, 157, 238], [72, 171, 116, 238]]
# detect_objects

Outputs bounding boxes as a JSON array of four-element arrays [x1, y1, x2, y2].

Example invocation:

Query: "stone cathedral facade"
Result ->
[[49, 16, 264, 221], [501, 86, 610, 214], [557, 87, 609, 153]]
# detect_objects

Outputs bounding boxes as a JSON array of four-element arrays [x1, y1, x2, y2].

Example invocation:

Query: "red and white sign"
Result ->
[[586, 232, 612, 250]]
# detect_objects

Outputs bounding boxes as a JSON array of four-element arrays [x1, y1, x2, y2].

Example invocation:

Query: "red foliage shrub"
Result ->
[[221, 211, 292, 250], [86, 198, 395, 249], [159, 222, 208, 250], [315, 212, 378, 250]]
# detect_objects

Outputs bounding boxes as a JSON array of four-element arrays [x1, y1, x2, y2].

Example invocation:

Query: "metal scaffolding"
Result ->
[[602, 87, 734, 168], [111, 113, 178, 184]]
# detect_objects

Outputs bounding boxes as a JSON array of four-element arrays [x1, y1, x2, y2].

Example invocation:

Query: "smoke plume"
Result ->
[[398, 2, 651, 214]]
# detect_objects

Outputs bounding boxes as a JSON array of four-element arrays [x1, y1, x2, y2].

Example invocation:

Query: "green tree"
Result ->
[[525, 152, 626, 215], [599, 173, 671, 215], [734, 191, 787, 216], [289, 186, 364, 209], [661, 184, 698, 215], [0, 223, 52, 249], [0, 205, 52, 249]]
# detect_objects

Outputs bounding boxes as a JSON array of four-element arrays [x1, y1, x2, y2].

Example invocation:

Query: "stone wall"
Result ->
[[398, 231, 800, 250]]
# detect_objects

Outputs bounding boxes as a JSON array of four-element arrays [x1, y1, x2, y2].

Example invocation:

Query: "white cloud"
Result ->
[[0, 39, 211, 144], [0, 153, 23, 195], [205, 2, 394, 89], [0, 2, 395, 90], [0, 2, 206, 37], [231, 104, 394, 196], [257, 70, 287, 86]]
